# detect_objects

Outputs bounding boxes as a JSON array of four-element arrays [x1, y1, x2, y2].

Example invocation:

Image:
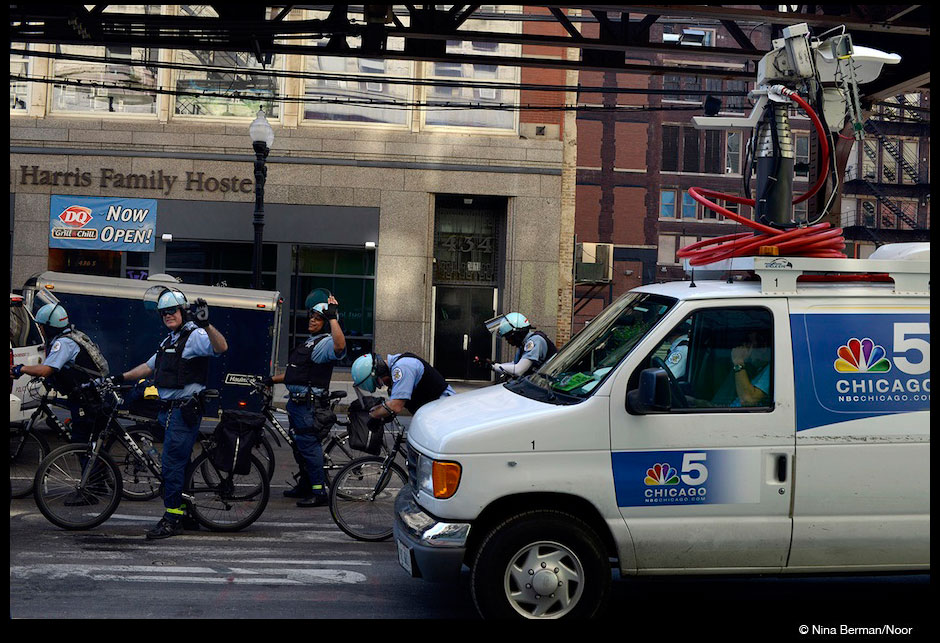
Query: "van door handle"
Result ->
[[463, 334, 469, 351], [775, 455, 788, 483]]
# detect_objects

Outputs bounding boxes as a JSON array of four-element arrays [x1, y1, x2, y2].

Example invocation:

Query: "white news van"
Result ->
[[392, 243, 930, 619]]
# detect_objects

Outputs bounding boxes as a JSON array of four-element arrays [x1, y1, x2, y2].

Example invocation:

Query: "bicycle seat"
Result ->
[[329, 390, 347, 400], [202, 389, 220, 399]]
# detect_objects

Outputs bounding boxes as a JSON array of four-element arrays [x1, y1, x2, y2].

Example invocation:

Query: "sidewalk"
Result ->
[[269, 373, 493, 411]]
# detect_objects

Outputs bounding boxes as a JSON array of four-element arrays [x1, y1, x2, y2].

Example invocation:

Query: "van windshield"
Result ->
[[507, 292, 676, 403]]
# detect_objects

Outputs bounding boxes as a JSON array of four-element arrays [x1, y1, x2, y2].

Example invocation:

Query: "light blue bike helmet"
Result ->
[[309, 302, 329, 320], [157, 289, 187, 312], [351, 353, 388, 393], [497, 312, 530, 337], [35, 303, 69, 328]]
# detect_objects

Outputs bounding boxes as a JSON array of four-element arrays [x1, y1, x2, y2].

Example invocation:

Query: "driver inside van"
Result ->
[[728, 330, 772, 407]]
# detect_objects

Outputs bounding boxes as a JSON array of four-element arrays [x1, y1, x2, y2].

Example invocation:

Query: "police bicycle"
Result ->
[[245, 377, 385, 487], [10, 378, 159, 500], [32, 378, 270, 531], [328, 411, 409, 542]]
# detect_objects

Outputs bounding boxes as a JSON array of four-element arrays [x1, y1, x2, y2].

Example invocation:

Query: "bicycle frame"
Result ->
[[364, 417, 407, 501], [15, 381, 73, 441]]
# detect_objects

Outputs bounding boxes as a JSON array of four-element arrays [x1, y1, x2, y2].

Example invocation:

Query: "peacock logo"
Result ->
[[834, 338, 892, 373], [644, 463, 679, 486]]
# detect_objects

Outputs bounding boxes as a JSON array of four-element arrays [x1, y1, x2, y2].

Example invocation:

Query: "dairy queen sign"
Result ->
[[49, 195, 158, 252]]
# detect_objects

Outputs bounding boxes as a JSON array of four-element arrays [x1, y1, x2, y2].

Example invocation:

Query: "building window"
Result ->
[[861, 200, 876, 227], [862, 141, 877, 180], [657, 235, 678, 265], [682, 128, 700, 172], [10, 48, 30, 111], [290, 246, 376, 366], [725, 80, 748, 111], [304, 53, 413, 125], [663, 75, 681, 101], [165, 241, 277, 289], [682, 192, 698, 219], [175, 49, 281, 119], [795, 134, 810, 179], [423, 8, 520, 131], [50, 43, 159, 115], [726, 131, 741, 174], [704, 130, 722, 174], [48, 6, 161, 116], [662, 126, 679, 172], [660, 190, 677, 218], [793, 200, 808, 224], [881, 139, 899, 183]]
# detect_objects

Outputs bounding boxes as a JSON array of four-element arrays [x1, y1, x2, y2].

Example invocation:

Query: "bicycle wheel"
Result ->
[[33, 444, 122, 530], [253, 435, 276, 482], [186, 451, 269, 532], [105, 427, 162, 501], [10, 418, 50, 498], [329, 456, 407, 542]]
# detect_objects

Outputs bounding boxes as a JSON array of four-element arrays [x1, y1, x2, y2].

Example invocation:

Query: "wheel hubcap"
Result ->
[[504, 541, 585, 618]]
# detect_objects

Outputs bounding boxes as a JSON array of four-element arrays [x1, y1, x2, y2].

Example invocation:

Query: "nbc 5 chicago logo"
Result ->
[[833, 323, 929, 402], [642, 454, 708, 502]]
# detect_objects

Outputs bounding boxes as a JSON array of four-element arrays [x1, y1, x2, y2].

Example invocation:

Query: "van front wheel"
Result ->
[[470, 510, 610, 619]]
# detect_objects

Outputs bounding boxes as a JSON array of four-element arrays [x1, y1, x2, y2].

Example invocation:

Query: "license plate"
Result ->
[[397, 539, 413, 575]]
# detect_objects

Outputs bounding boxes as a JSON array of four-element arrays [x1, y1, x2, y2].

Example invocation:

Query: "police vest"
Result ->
[[393, 353, 449, 414], [45, 328, 106, 395], [284, 334, 334, 389], [517, 330, 557, 368], [153, 325, 209, 389]]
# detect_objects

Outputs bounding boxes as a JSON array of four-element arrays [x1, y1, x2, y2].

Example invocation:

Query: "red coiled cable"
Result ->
[[677, 88, 846, 266]]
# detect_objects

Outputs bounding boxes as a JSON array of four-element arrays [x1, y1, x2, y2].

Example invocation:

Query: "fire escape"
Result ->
[[845, 94, 930, 247]]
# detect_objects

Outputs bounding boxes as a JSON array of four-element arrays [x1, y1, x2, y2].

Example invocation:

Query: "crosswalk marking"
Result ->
[[10, 563, 368, 585]]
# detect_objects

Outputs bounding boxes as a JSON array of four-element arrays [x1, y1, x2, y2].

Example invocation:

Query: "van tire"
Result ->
[[470, 510, 610, 619]]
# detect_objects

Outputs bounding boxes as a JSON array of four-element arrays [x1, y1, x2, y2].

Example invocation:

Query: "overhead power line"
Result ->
[[10, 47, 752, 98], [11, 74, 711, 113]]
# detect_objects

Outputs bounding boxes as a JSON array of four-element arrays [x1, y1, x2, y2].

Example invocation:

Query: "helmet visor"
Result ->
[[484, 314, 509, 335]]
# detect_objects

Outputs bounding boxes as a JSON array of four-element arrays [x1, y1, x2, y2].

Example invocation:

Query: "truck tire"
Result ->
[[470, 510, 611, 619]]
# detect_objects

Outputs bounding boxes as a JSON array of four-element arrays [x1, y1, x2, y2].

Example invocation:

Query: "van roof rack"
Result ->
[[683, 243, 929, 295]]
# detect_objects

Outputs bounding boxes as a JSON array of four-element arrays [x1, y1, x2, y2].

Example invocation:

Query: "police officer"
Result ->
[[265, 296, 345, 507], [663, 322, 691, 379], [350, 352, 455, 420], [113, 289, 227, 540], [482, 312, 557, 378], [11, 303, 107, 505]]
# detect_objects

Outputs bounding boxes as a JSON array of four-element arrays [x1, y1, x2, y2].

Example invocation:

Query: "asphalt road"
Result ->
[[9, 416, 931, 626]]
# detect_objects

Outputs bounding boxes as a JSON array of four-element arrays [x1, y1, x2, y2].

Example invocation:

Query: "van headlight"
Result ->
[[415, 453, 462, 499]]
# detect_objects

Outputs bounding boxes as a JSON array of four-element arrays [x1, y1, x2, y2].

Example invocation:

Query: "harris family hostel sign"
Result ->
[[50, 195, 157, 252]]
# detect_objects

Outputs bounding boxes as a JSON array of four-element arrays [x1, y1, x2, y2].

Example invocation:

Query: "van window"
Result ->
[[10, 304, 44, 349], [518, 292, 676, 401], [632, 307, 774, 411]]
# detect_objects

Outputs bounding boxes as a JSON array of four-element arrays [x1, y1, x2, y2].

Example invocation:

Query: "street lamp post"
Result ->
[[249, 108, 275, 290]]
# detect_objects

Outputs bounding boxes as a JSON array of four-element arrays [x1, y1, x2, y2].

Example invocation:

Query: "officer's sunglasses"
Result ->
[[159, 307, 181, 316]]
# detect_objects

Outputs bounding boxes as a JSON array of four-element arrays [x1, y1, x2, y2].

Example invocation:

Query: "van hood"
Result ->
[[408, 383, 596, 455]]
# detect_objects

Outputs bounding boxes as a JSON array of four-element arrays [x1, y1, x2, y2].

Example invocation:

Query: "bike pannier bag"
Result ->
[[346, 396, 385, 456], [211, 410, 266, 474]]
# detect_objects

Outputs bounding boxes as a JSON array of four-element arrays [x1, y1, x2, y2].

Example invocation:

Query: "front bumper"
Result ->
[[392, 487, 471, 583]]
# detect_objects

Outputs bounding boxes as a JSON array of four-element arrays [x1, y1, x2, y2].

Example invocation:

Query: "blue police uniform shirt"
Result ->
[[387, 354, 455, 403], [286, 333, 346, 397], [43, 330, 81, 371], [146, 321, 220, 400], [729, 363, 771, 408], [514, 330, 548, 364]]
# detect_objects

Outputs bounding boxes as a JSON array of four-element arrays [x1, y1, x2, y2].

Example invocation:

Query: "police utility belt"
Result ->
[[288, 388, 329, 406]]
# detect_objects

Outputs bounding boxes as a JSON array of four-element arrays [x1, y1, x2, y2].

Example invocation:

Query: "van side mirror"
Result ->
[[626, 368, 672, 414]]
